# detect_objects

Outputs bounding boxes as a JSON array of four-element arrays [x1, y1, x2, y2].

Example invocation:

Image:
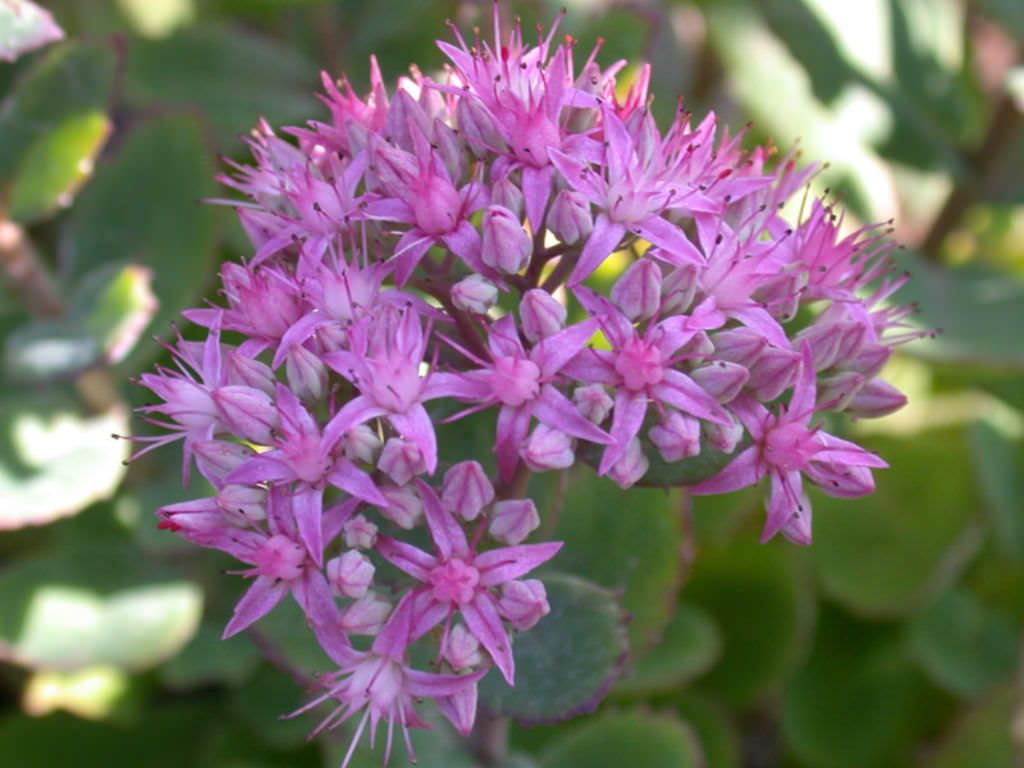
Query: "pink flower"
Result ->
[[689, 344, 888, 544]]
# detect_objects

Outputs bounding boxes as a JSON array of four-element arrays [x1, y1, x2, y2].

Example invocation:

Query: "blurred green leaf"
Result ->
[[538, 471, 684, 654], [122, 25, 318, 152], [3, 320, 100, 381], [968, 420, 1024, 562], [227, 664, 319, 749], [781, 605, 936, 768], [248, 594, 333, 675], [922, 685, 1017, 768], [685, 537, 815, 709], [7, 110, 110, 223], [671, 694, 742, 768], [907, 588, 1018, 696], [479, 573, 627, 724], [0, 41, 114, 180], [538, 710, 702, 768], [0, 388, 128, 529], [0, 534, 201, 670], [66, 114, 219, 371], [159, 615, 261, 690], [810, 429, 984, 617], [613, 601, 721, 697]]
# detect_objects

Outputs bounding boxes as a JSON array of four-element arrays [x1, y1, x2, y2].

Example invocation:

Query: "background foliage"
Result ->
[[0, 0, 1021, 765]]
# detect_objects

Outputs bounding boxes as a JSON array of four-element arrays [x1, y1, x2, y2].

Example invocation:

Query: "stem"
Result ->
[[0, 217, 63, 317], [247, 626, 317, 689], [539, 251, 578, 293], [468, 708, 509, 766], [410, 275, 491, 362]]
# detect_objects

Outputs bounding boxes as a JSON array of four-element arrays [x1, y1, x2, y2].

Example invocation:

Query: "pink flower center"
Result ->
[[259, 534, 306, 581], [491, 356, 541, 406], [412, 176, 462, 235], [429, 558, 481, 604], [614, 338, 664, 390], [763, 422, 821, 472], [512, 111, 560, 168]]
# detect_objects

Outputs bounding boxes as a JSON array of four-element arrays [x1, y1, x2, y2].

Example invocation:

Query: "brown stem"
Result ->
[[468, 708, 509, 766], [247, 626, 318, 689]]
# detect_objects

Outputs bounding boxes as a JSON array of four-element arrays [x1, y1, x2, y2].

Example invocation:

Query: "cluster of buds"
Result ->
[[131, 3, 928, 765]]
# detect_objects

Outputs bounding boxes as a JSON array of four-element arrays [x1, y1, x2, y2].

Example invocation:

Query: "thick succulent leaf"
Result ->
[[535, 470, 685, 654], [907, 588, 1019, 696], [810, 428, 984, 617], [968, 420, 1024, 563], [922, 685, 1017, 768], [65, 114, 219, 372], [0, 533, 202, 670], [0, 387, 128, 529], [612, 601, 721, 697], [478, 573, 628, 724], [781, 605, 942, 768], [670, 694, 742, 768], [538, 710, 703, 768], [685, 536, 816, 709]]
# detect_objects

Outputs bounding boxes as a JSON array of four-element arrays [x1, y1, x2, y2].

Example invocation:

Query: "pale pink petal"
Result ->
[[292, 483, 325, 567], [521, 164, 554, 233], [375, 535, 436, 582], [495, 404, 532, 481], [598, 390, 647, 474], [223, 575, 288, 638], [322, 396, 387, 451], [225, 453, 295, 485], [415, 478, 470, 559], [561, 348, 617, 384], [631, 214, 703, 266], [326, 458, 387, 506], [477, 542, 563, 586], [569, 215, 627, 286], [761, 470, 804, 542], [389, 405, 437, 474], [652, 369, 732, 425], [534, 384, 611, 444], [728, 305, 790, 349], [689, 445, 764, 495], [462, 593, 515, 684], [533, 318, 598, 378], [548, 148, 605, 203]]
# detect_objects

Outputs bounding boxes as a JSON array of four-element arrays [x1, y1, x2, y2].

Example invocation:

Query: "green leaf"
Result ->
[[248, 595, 333, 675], [122, 25, 318, 152], [65, 114, 219, 372], [227, 664, 320, 749], [478, 573, 628, 724], [922, 685, 1016, 768], [3, 320, 101, 382], [159, 616, 261, 690], [7, 110, 110, 223], [907, 588, 1019, 696], [810, 428, 984, 617], [968, 420, 1024, 563], [538, 711, 703, 768], [781, 605, 938, 768], [685, 537, 816, 709], [613, 602, 721, 697], [537, 470, 684, 654], [0, 41, 114, 179], [0, 534, 202, 670], [0, 387, 128, 529], [671, 694, 742, 768]]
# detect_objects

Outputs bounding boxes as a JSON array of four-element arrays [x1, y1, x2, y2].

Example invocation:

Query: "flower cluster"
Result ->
[[132, 3, 927, 765]]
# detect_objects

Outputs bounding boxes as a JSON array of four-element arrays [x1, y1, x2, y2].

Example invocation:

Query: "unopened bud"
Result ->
[[193, 440, 256, 483], [846, 378, 907, 418], [520, 289, 566, 342], [547, 189, 593, 245], [611, 258, 662, 321], [445, 623, 484, 670], [710, 328, 767, 368], [452, 274, 498, 314], [434, 118, 465, 182], [489, 498, 540, 545], [343, 513, 378, 549], [608, 436, 649, 489], [691, 360, 750, 403], [378, 438, 427, 486], [456, 96, 506, 157], [499, 579, 550, 630], [522, 424, 575, 471], [343, 424, 382, 465], [649, 412, 701, 462], [748, 346, 801, 401], [816, 371, 865, 411], [216, 484, 267, 525], [436, 683, 478, 737], [660, 262, 699, 314], [226, 350, 276, 396], [705, 411, 744, 454], [378, 484, 424, 529], [213, 385, 279, 445], [846, 342, 891, 377], [327, 550, 375, 598], [285, 345, 328, 402], [481, 205, 531, 274], [340, 592, 391, 635], [573, 383, 613, 424], [809, 461, 876, 498], [442, 461, 494, 521], [491, 175, 524, 218]]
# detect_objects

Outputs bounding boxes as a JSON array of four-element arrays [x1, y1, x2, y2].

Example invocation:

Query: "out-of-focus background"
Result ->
[[0, 1, 1021, 766]]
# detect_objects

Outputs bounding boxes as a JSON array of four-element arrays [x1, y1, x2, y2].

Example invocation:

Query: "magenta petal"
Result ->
[[292, 567, 338, 632], [272, 312, 323, 369], [495, 404, 532, 481], [426, 371, 493, 402], [477, 541, 563, 586], [322, 396, 387, 452], [533, 318, 598, 378], [225, 453, 294, 485], [761, 470, 804, 542], [390, 405, 437, 474], [371, 591, 416, 660], [275, 382, 319, 442], [521, 164, 554, 234], [375, 534, 435, 582], [415, 478, 470, 559], [689, 445, 764, 495], [815, 432, 888, 468], [223, 575, 287, 638], [569, 215, 627, 286], [487, 315, 526, 359], [411, 595, 449, 641], [443, 220, 498, 280], [729, 305, 790, 349], [462, 592, 515, 685], [548, 148, 605, 203], [405, 666, 487, 698], [599, 390, 647, 475], [790, 342, 818, 419], [534, 385, 611, 445], [323, 497, 360, 544], [632, 214, 702, 266], [326, 458, 387, 506], [653, 369, 732, 426], [292, 483, 325, 567], [561, 348, 617, 385]]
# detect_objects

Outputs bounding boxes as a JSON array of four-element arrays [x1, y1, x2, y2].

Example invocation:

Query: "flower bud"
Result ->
[[660, 262, 699, 314], [547, 189, 593, 245], [794, 321, 852, 371], [378, 484, 424, 529], [779, 487, 813, 545], [491, 175, 524, 218], [691, 360, 750, 403], [340, 592, 391, 635], [445, 624, 484, 670], [816, 371, 865, 411], [193, 440, 256, 483], [649, 412, 701, 462], [710, 328, 767, 368], [216, 484, 267, 525], [846, 378, 907, 418], [327, 550, 375, 598], [378, 438, 427, 486], [452, 274, 498, 314], [846, 342, 891, 377], [226, 350, 276, 396], [213, 385, 279, 445], [809, 461, 876, 498], [747, 346, 801, 402], [499, 579, 550, 630], [442, 461, 494, 521], [678, 330, 714, 358], [611, 258, 662, 321], [489, 498, 540, 545], [285, 345, 328, 402], [456, 95, 506, 157], [481, 205, 531, 274], [436, 683, 478, 737], [522, 424, 575, 471], [573, 383, 613, 424], [608, 436, 649, 489], [434, 118, 465, 182], [519, 289, 566, 342], [755, 269, 807, 322], [705, 411, 744, 454], [343, 513, 378, 549], [343, 424, 382, 465]]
